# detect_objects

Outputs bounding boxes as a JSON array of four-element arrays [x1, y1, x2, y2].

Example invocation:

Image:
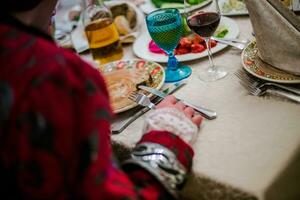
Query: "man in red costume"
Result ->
[[0, 0, 202, 199]]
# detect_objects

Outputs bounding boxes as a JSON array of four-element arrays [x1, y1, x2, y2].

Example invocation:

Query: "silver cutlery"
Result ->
[[235, 70, 300, 103], [111, 82, 186, 134], [213, 37, 250, 44], [241, 81, 300, 103], [211, 37, 247, 50], [235, 69, 300, 95], [138, 85, 217, 120], [128, 92, 156, 109]]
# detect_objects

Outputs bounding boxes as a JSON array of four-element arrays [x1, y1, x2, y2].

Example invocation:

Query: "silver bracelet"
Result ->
[[124, 142, 188, 196]]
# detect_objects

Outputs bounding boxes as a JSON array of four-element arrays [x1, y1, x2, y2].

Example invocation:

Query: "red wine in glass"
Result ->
[[186, 8, 227, 82], [187, 12, 221, 38]]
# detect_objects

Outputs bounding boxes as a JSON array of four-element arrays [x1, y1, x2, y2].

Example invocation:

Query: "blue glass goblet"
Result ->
[[146, 8, 192, 82]]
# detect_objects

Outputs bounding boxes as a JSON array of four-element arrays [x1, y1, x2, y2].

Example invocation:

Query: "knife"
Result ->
[[111, 81, 187, 134], [139, 85, 217, 120], [211, 37, 245, 50]]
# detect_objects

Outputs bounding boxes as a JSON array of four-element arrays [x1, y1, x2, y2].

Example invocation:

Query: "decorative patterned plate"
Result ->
[[99, 59, 165, 113], [219, 0, 248, 16], [139, 0, 212, 14], [241, 40, 300, 84]]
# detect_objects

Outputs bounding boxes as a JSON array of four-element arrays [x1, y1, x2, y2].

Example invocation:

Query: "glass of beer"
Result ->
[[82, 0, 123, 65]]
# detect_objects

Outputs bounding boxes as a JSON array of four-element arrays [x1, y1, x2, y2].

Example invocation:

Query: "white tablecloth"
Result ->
[[111, 15, 300, 200]]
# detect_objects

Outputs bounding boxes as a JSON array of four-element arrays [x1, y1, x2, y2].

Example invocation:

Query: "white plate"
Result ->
[[139, 0, 212, 14], [133, 16, 239, 63], [219, 0, 248, 16], [106, 0, 144, 33], [69, 1, 144, 52]]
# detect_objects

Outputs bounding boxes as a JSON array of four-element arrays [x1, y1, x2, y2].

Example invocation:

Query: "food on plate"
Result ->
[[149, 26, 228, 55], [68, 10, 81, 21], [149, 40, 165, 54], [103, 68, 151, 111], [67, 5, 82, 21], [114, 15, 132, 35], [151, 0, 207, 8], [110, 3, 137, 33], [175, 34, 217, 54], [221, 0, 247, 13], [214, 25, 229, 38], [149, 34, 216, 55], [280, 0, 291, 7]]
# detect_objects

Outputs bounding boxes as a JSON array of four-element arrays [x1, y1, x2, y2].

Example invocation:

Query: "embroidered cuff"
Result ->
[[143, 107, 198, 145], [123, 142, 188, 198], [138, 131, 194, 171]]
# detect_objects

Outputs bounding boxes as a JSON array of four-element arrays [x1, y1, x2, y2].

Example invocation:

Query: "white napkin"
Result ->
[[70, 25, 89, 53], [245, 0, 300, 75]]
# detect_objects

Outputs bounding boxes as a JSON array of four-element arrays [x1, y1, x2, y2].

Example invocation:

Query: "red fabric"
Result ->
[[0, 19, 193, 200]]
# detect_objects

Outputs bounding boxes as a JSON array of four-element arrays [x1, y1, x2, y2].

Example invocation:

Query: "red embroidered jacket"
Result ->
[[0, 14, 193, 199]]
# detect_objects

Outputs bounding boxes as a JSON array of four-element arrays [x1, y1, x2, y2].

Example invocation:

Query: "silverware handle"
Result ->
[[214, 39, 245, 50], [270, 83, 300, 96], [111, 107, 149, 134], [267, 89, 300, 103], [219, 38, 249, 44], [212, 37, 246, 50], [148, 103, 156, 110], [180, 100, 217, 120], [111, 97, 164, 134]]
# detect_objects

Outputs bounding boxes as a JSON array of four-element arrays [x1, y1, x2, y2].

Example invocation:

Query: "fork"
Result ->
[[235, 70, 300, 103], [235, 69, 300, 95], [128, 92, 156, 109], [211, 37, 247, 50], [214, 37, 250, 44], [240, 81, 300, 103]]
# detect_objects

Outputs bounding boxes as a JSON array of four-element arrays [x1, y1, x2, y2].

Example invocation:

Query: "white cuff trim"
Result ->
[[144, 107, 198, 144]]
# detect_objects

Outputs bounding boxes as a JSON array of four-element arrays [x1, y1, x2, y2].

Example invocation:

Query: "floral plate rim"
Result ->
[[139, 0, 212, 14], [241, 40, 300, 84], [100, 59, 165, 113]]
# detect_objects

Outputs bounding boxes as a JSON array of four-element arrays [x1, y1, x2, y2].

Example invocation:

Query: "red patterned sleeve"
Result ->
[[1, 43, 193, 199], [69, 58, 194, 199]]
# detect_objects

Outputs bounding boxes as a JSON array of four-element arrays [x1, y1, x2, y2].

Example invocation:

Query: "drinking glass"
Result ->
[[186, 0, 227, 81], [146, 8, 192, 82]]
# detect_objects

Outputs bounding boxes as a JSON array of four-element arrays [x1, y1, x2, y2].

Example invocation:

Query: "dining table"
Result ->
[[108, 13, 300, 200]]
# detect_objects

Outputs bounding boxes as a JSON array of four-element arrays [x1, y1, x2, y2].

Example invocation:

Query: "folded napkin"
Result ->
[[244, 0, 300, 75], [70, 25, 89, 53]]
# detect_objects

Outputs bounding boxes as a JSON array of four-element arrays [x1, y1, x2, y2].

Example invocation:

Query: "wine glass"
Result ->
[[146, 8, 192, 83], [186, 0, 227, 81]]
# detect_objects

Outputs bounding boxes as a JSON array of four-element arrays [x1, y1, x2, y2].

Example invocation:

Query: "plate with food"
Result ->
[[133, 16, 239, 63], [106, 0, 144, 43], [219, 0, 248, 16], [99, 59, 165, 113], [139, 0, 212, 14], [60, 1, 144, 52], [241, 40, 300, 84]]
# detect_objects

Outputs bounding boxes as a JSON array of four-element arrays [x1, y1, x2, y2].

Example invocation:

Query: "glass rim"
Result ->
[[146, 8, 180, 19]]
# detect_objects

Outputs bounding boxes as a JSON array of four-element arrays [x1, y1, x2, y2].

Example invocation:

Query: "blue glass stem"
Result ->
[[167, 52, 179, 71]]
